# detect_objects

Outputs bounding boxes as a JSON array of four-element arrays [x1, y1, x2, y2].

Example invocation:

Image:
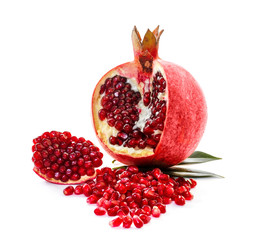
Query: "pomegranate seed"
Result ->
[[117, 132, 128, 140], [54, 172, 61, 180], [143, 92, 151, 106], [162, 196, 172, 205], [97, 197, 106, 207], [109, 217, 123, 227], [61, 174, 69, 182], [156, 203, 166, 213], [164, 185, 174, 197], [176, 186, 187, 195], [138, 140, 147, 149], [183, 191, 193, 200], [83, 184, 92, 197], [143, 189, 157, 199], [109, 136, 117, 145], [115, 183, 127, 194], [46, 169, 54, 178], [128, 138, 137, 148], [66, 168, 72, 176], [143, 126, 154, 135], [152, 206, 161, 218], [63, 186, 74, 196], [174, 195, 186, 206], [141, 198, 149, 206], [142, 205, 152, 215], [86, 168, 95, 176], [107, 206, 120, 216], [115, 121, 124, 131], [123, 124, 132, 133], [42, 138, 52, 147], [87, 195, 99, 204], [100, 84, 106, 94], [133, 215, 144, 228], [116, 82, 124, 90], [140, 214, 151, 224], [146, 138, 157, 147], [35, 143, 45, 151], [34, 160, 43, 168], [152, 168, 162, 179], [189, 179, 197, 188], [94, 207, 106, 216], [93, 158, 103, 167], [158, 174, 170, 183], [33, 151, 42, 160], [122, 216, 132, 228], [103, 200, 111, 209], [74, 185, 83, 195], [126, 165, 139, 174], [117, 209, 126, 218]]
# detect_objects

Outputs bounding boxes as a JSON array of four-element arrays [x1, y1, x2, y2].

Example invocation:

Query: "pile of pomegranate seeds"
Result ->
[[32, 131, 103, 183], [98, 73, 166, 150], [63, 166, 197, 228]]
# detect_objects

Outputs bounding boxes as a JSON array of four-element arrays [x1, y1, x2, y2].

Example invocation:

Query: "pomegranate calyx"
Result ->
[[132, 26, 163, 61]]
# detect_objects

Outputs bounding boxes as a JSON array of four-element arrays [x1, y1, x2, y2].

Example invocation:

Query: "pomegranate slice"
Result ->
[[32, 131, 102, 184], [92, 26, 207, 167]]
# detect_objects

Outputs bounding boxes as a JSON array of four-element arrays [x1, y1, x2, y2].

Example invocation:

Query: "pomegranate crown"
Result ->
[[132, 26, 164, 72]]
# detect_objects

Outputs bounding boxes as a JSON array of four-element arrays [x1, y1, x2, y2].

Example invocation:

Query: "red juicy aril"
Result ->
[[92, 26, 207, 167], [63, 166, 197, 228], [32, 131, 103, 184]]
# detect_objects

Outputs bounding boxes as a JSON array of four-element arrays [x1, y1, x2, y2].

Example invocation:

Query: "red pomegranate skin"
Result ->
[[151, 60, 207, 166], [92, 27, 207, 167]]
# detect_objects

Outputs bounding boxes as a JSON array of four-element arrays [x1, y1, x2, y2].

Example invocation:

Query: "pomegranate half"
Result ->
[[92, 26, 207, 167]]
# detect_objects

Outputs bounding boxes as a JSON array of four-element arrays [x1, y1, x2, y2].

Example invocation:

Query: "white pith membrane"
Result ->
[[94, 63, 167, 158]]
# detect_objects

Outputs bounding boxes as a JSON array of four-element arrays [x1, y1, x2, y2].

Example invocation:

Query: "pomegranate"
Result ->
[[32, 131, 103, 184], [92, 26, 207, 167]]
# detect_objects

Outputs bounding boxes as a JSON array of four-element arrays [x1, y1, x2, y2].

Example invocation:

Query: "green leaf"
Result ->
[[163, 167, 224, 178], [112, 165, 224, 178], [112, 165, 127, 170], [189, 151, 221, 159], [178, 151, 222, 165]]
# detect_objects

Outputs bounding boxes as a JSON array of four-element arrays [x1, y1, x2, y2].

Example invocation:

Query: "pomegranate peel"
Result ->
[[92, 26, 207, 167]]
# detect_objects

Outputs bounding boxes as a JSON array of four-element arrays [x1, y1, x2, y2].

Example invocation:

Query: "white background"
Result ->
[[1, 0, 253, 239]]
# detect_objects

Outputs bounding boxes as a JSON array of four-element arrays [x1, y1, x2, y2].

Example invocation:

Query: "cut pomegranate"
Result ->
[[32, 131, 102, 184], [92, 26, 207, 167], [63, 166, 196, 228]]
